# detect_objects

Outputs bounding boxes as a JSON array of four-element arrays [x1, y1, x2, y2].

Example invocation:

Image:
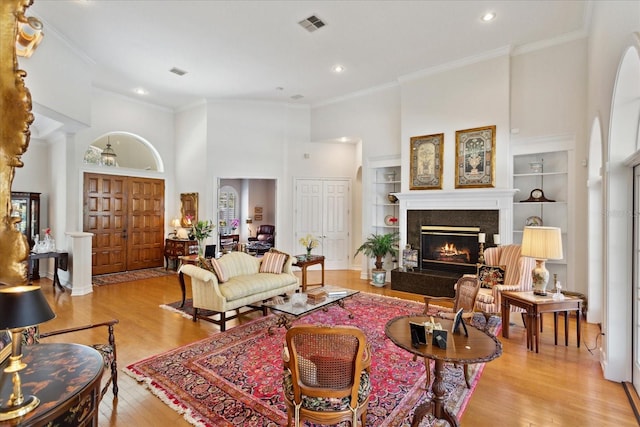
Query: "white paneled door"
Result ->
[[295, 179, 350, 269], [634, 165, 640, 393]]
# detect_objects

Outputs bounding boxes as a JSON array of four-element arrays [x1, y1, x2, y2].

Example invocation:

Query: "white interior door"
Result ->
[[295, 178, 350, 269], [633, 165, 640, 392]]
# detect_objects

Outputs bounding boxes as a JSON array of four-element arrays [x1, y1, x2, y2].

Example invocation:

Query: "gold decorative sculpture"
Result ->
[[0, 0, 36, 285]]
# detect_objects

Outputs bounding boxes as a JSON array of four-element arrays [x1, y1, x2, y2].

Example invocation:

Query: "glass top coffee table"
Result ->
[[263, 285, 359, 333]]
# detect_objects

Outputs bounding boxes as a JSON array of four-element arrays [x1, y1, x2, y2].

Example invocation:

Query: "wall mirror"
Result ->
[[180, 193, 198, 227]]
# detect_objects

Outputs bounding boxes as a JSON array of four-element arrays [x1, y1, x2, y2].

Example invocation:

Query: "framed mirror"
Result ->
[[180, 192, 198, 227]]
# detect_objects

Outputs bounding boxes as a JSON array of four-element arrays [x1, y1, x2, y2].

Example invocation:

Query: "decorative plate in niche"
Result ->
[[525, 216, 543, 227]]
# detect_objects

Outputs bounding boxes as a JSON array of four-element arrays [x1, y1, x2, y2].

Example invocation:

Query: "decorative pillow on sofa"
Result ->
[[268, 248, 290, 266], [260, 251, 287, 274], [477, 264, 506, 289], [199, 256, 228, 283]]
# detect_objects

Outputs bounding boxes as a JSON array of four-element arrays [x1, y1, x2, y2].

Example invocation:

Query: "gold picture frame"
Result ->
[[410, 133, 444, 190], [180, 192, 198, 227], [455, 125, 496, 188]]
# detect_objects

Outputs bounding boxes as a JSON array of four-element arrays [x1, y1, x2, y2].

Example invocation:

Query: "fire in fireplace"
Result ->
[[421, 225, 481, 273]]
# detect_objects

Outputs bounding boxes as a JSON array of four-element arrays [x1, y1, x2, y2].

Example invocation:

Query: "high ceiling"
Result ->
[[28, 1, 589, 110]]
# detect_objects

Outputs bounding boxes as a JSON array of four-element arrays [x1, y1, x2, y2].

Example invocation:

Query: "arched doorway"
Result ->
[[587, 117, 603, 325], [83, 132, 166, 274]]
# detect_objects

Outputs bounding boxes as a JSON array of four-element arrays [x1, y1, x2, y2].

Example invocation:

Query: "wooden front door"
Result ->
[[84, 173, 164, 275]]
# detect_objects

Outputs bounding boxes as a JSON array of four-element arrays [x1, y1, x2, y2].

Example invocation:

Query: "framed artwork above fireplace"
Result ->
[[455, 125, 496, 189], [410, 133, 444, 190]]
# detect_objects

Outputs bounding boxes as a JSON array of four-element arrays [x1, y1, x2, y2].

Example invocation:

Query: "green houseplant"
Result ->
[[354, 232, 400, 286]]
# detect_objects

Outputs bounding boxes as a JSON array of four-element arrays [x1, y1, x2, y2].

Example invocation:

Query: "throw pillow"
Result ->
[[268, 248, 290, 266], [198, 256, 214, 272], [209, 258, 228, 283], [260, 251, 287, 274], [477, 264, 506, 289]]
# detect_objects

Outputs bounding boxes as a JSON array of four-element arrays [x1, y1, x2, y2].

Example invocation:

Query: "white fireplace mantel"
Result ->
[[394, 188, 518, 247]]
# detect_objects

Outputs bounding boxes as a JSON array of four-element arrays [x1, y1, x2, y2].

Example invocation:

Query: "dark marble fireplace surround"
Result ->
[[391, 209, 499, 297]]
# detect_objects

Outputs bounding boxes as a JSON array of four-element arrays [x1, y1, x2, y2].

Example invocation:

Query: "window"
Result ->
[[219, 186, 238, 235]]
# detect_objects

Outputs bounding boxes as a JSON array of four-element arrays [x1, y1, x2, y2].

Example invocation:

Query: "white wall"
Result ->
[[400, 55, 510, 191]]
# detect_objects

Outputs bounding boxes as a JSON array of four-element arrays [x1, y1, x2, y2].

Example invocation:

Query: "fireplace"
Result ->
[[421, 225, 480, 274]]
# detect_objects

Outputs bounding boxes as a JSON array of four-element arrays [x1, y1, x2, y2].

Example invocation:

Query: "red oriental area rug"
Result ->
[[126, 293, 500, 427]]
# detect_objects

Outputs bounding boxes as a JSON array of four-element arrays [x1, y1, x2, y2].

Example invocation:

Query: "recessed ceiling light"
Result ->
[[134, 88, 147, 95], [481, 12, 496, 22], [332, 65, 345, 73]]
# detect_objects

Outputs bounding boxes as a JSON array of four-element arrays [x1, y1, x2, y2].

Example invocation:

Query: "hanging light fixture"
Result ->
[[101, 136, 117, 167], [16, 16, 44, 58]]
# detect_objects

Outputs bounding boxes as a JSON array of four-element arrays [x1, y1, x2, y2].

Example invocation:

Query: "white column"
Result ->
[[66, 231, 94, 296]]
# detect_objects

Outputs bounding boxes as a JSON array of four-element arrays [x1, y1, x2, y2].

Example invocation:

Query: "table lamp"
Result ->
[[520, 226, 563, 296], [0, 286, 56, 420], [170, 218, 181, 235]]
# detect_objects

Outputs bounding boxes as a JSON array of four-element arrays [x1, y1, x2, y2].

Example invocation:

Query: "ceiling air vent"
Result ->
[[169, 67, 188, 76], [298, 15, 326, 32], [291, 94, 304, 100]]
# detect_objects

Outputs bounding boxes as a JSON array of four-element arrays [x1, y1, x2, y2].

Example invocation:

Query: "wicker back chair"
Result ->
[[283, 325, 371, 426]]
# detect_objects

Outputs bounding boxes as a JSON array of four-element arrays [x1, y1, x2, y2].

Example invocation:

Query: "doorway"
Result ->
[[295, 178, 350, 269], [84, 173, 165, 275]]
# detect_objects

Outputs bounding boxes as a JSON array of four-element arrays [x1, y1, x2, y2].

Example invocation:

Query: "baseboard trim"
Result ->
[[622, 381, 640, 424]]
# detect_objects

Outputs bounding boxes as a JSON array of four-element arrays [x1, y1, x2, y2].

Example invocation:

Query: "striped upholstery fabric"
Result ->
[[220, 272, 298, 301], [217, 252, 261, 279], [475, 244, 535, 314], [210, 258, 229, 283], [259, 251, 287, 273]]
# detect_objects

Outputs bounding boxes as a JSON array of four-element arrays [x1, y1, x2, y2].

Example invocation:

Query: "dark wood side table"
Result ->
[[164, 238, 198, 270], [292, 255, 325, 292], [28, 251, 68, 292], [0, 343, 104, 427], [385, 315, 501, 427], [501, 290, 582, 353]]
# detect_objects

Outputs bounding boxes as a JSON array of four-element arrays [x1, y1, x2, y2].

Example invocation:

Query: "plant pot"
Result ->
[[371, 269, 387, 287]]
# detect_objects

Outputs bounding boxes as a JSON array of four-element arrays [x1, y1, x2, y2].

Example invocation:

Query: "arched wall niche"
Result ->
[[83, 131, 164, 172]]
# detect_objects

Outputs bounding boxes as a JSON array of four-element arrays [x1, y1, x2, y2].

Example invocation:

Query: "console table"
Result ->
[[28, 251, 68, 292], [164, 238, 198, 270], [0, 343, 103, 427]]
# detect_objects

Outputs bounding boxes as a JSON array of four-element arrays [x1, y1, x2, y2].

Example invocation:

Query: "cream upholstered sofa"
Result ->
[[180, 250, 299, 331], [474, 244, 535, 316]]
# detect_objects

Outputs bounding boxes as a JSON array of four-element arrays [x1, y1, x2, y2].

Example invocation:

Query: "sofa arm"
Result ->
[[180, 264, 226, 312]]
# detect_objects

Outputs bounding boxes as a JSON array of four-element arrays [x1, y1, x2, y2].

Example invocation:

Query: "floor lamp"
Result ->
[[520, 226, 564, 296]]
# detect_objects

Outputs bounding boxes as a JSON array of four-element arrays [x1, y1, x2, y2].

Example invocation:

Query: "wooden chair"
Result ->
[[23, 319, 119, 401], [282, 325, 371, 426], [420, 275, 480, 388]]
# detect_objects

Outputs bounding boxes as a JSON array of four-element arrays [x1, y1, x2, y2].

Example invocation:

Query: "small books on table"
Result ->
[[306, 288, 327, 302], [327, 290, 348, 297]]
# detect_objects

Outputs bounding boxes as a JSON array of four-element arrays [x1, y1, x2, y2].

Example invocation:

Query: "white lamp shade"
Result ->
[[170, 218, 182, 228], [521, 226, 563, 260]]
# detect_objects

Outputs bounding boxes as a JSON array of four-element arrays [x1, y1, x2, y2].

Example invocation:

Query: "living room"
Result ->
[[2, 1, 640, 425]]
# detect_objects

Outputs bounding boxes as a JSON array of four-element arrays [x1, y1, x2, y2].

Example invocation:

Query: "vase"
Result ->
[[306, 248, 312, 259], [198, 239, 206, 257]]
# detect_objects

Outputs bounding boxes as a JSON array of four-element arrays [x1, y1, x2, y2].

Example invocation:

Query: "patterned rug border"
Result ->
[[132, 292, 501, 427], [93, 267, 175, 286]]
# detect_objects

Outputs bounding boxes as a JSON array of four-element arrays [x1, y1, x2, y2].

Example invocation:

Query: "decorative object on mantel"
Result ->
[[454, 125, 496, 189], [493, 234, 501, 245], [521, 226, 563, 296], [477, 232, 486, 264], [410, 133, 444, 190], [525, 215, 543, 227], [354, 232, 399, 287], [521, 188, 555, 203]]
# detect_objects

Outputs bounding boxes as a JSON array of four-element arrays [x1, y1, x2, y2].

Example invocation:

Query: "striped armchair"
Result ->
[[475, 244, 535, 316]]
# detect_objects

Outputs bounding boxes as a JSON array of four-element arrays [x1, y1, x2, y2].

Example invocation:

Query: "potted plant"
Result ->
[[354, 232, 399, 286], [191, 220, 215, 256]]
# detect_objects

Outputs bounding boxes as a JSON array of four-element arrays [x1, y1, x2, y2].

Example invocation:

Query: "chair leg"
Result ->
[[111, 358, 119, 397]]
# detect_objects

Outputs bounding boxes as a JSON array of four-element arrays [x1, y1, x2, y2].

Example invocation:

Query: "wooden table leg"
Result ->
[[52, 257, 65, 292], [554, 312, 559, 345], [564, 311, 569, 346], [320, 259, 325, 286], [501, 299, 510, 339], [301, 266, 308, 292], [576, 307, 581, 348], [179, 271, 187, 308], [411, 359, 459, 427], [534, 314, 540, 353]]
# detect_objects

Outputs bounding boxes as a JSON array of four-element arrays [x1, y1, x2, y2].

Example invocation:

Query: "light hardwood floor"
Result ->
[[33, 269, 636, 426]]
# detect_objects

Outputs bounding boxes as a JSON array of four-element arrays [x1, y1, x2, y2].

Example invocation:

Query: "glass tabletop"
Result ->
[[263, 285, 358, 316]]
